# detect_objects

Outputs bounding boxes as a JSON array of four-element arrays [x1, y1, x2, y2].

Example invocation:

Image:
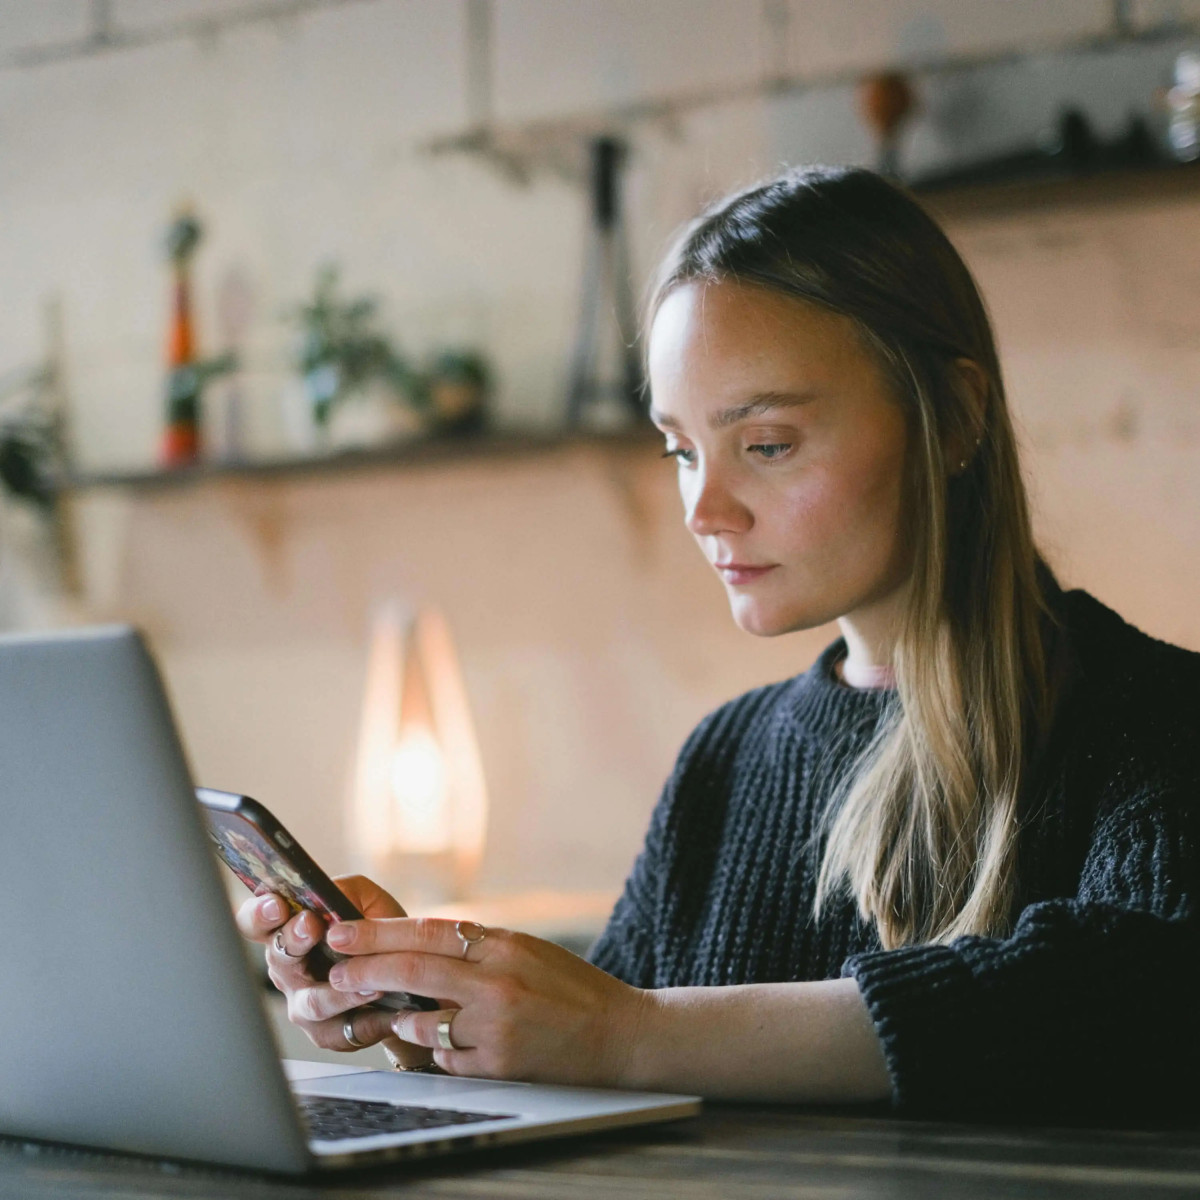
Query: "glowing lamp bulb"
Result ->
[[388, 727, 450, 853]]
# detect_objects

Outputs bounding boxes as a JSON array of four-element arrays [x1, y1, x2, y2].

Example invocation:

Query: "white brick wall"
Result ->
[[784, 0, 1113, 77], [111, 0, 301, 33], [0, 0, 490, 469], [491, 0, 769, 122], [3, 0, 1198, 472], [0, 0, 92, 58]]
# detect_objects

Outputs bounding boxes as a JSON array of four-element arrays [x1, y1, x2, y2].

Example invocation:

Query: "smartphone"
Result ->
[[196, 786, 439, 1014]]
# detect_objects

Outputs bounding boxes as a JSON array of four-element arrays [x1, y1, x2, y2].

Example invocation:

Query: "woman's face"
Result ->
[[647, 279, 913, 639]]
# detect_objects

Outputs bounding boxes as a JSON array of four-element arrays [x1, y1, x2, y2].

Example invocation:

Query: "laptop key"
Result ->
[[298, 1095, 514, 1142]]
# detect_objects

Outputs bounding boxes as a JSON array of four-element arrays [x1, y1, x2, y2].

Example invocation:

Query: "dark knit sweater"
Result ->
[[588, 590, 1200, 1121]]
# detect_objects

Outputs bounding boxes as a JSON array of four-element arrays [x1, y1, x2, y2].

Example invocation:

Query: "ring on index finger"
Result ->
[[273, 929, 306, 960], [455, 920, 487, 960]]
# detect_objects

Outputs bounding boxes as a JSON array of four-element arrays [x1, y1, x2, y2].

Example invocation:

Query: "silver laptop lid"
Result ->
[[0, 626, 311, 1174]]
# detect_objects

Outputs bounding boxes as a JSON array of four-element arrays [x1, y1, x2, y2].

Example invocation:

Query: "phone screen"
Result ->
[[198, 787, 440, 1013], [204, 806, 350, 923]]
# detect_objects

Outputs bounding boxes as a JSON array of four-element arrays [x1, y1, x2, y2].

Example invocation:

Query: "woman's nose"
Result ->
[[684, 468, 752, 537]]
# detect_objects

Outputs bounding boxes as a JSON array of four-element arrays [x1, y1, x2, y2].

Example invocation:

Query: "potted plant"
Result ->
[[289, 266, 426, 450]]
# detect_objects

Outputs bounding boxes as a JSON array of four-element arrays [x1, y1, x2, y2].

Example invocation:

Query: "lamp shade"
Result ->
[[349, 605, 487, 901]]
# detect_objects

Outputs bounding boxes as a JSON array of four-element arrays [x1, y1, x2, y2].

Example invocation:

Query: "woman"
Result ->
[[240, 166, 1200, 1120]]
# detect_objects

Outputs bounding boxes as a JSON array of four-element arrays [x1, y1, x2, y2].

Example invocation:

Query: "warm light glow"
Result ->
[[349, 603, 488, 898], [389, 726, 451, 853]]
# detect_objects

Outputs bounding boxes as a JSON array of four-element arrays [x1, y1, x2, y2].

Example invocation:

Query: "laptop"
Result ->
[[0, 625, 699, 1174]]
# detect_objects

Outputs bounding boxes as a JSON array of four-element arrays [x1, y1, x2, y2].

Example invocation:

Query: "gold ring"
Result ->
[[436, 1014, 458, 1051], [455, 920, 487, 960], [343, 1015, 368, 1050], [383, 1044, 439, 1073]]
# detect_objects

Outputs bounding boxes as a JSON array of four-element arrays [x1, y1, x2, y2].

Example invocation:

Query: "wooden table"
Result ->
[[5, 1104, 1200, 1199]]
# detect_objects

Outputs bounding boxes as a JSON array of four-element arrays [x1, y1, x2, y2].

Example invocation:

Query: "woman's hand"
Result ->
[[322, 917, 651, 1087], [233, 875, 435, 1069]]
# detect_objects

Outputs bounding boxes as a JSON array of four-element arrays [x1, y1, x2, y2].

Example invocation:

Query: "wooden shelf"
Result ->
[[62, 425, 662, 493], [915, 159, 1200, 221], [56, 159, 1200, 499]]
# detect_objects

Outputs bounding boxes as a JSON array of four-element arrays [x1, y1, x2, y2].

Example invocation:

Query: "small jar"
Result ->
[[1166, 50, 1200, 163]]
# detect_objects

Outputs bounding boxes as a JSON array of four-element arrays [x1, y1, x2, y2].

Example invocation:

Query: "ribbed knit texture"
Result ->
[[588, 590, 1200, 1120]]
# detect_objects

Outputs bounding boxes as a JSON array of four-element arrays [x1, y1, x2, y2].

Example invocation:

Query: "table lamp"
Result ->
[[349, 605, 487, 907]]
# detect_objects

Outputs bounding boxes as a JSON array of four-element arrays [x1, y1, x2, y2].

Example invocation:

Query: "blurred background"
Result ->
[[2, 0, 1199, 950]]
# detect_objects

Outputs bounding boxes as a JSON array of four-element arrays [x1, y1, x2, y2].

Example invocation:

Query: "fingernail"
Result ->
[[391, 1013, 412, 1039], [260, 896, 285, 923], [293, 923, 312, 947], [328, 966, 346, 988], [326, 923, 355, 948], [358, 991, 382, 1002]]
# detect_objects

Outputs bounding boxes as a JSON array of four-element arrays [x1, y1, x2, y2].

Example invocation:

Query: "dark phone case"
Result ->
[[196, 787, 440, 1014]]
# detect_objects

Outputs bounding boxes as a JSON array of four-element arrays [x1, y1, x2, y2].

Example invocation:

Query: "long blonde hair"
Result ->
[[648, 166, 1055, 949]]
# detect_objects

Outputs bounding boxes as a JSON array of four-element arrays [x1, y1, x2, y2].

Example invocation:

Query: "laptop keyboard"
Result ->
[[298, 1095, 515, 1142]]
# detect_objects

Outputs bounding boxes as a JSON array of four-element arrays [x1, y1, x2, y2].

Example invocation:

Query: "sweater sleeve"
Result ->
[[586, 701, 738, 988], [584, 788, 666, 988], [843, 784, 1200, 1121]]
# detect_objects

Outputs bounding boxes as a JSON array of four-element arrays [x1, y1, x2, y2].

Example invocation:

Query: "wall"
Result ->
[[4, 0, 1197, 469], [3, 0, 1200, 907], [70, 444, 838, 897], [951, 191, 1200, 649]]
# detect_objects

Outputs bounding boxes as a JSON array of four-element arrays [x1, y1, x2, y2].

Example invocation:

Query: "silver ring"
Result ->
[[455, 920, 487, 960], [436, 1014, 458, 1051], [343, 1015, 368, 1050], [273, 929, 305, 960]]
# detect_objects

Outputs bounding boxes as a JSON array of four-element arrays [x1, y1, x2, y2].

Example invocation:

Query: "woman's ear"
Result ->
[[946, 357, 988, 474]]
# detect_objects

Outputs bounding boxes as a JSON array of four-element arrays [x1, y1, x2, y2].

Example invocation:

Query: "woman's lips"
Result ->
[[714, 562, 778, 585]]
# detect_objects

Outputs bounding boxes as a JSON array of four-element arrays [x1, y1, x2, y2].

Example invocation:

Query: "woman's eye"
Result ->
[[747, 442, 793, 461], [660, 446, 696, 466]]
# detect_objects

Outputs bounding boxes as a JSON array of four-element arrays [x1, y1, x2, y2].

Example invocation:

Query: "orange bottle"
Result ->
[[160, 212, 203, 467]]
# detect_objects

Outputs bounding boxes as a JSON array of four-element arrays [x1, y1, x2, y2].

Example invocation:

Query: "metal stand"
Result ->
[[566, 137, 645, 428]]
